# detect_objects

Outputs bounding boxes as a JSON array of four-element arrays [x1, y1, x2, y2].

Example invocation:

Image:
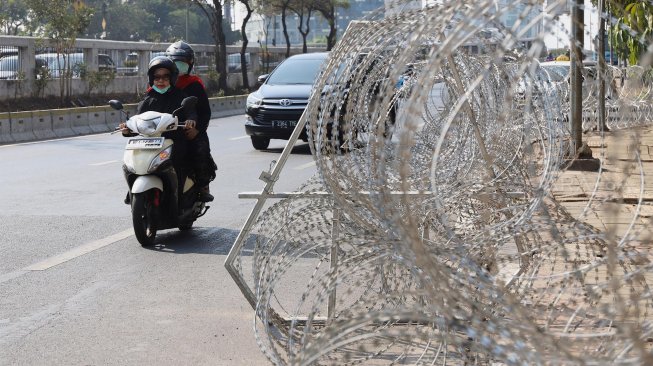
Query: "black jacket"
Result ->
[[176, 76, 211, 132], [136, 86, 197, 143]]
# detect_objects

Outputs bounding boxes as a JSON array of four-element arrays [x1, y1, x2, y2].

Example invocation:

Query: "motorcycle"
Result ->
[[109, 96, 209, 246]]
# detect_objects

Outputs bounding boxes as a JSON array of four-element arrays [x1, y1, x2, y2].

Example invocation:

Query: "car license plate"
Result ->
[[126, 137, 164, 150], [272, 120, 297, 128]]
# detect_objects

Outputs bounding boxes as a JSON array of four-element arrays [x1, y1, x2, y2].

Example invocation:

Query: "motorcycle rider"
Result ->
[[165, 40, 216, 202], [120, 56, 197, 204]]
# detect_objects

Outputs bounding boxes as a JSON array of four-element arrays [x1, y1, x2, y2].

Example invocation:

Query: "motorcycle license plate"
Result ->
[[126, 137, 164, 150]]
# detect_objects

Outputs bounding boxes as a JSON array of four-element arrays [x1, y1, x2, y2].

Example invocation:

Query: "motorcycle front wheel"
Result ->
[[132, 190, 157, 246]]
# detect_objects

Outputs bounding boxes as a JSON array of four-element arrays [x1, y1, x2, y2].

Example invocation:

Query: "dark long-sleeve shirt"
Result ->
[[176, 75, 211, 132], [136, 86, 197, 143]]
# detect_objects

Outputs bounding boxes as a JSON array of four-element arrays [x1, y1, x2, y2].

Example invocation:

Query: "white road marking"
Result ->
[[24, 228, 133, 271], [229, 135, 250, 141], [89, 160, 119, 166], [294, 161, 316, 170], [0, 133, 111, 148]]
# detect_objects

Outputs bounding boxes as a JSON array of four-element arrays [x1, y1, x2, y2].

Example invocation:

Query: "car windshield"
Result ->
[[266, 58, 325, 85], [0, 56, 18, 71]]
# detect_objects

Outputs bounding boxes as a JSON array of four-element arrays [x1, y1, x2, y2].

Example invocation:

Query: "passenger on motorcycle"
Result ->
[[165, 41, 216, 202]]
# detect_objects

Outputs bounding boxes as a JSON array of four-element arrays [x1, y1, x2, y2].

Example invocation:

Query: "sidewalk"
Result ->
[[552, 126, 653, 240]]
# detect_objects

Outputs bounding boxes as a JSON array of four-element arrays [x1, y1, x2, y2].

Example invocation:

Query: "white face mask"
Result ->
[[175, 61, 190, 75]]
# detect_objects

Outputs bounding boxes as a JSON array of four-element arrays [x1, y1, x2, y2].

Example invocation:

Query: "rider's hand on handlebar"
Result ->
[[184, 120, 196, 129], [183, 120, 198, 140], [119, 122, 132, 135]]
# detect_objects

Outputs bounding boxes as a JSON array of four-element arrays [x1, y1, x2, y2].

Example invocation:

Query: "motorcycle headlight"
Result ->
[[246, 93, 263, 109], [148, 145, 173, 173], [135, 117, 160, 135]]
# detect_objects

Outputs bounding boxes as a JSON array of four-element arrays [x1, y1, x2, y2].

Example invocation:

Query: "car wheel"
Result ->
[[251, 136, 270, 150]]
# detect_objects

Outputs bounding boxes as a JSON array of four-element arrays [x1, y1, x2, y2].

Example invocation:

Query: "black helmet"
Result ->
[[165, 41, 195, 73], [147, 56, 178, 86]]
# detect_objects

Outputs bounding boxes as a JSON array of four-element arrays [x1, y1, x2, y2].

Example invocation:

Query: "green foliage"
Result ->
[[80, 64, 116, 95], [81, 0, 215, 43], [33, 67, 51, 98], [603, 0, 653, 65], [26, 0, 93, 43], [205, 69, 222, 95], [0, 0, 30, 35]]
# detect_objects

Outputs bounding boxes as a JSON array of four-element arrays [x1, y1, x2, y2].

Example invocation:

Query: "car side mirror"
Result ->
[[257, 74, 269, 84], [109, 100, 123, 110]]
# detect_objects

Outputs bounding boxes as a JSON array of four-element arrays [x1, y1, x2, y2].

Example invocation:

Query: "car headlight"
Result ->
[[148, 145, 173, 173], [246, 93, 263, 109]]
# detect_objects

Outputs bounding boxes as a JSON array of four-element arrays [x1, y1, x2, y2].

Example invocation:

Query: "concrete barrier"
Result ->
[[0, 113, 14, 144], [10, 111, 37, 142], [87, 106, 110, 133], [31, 110, 57, 140], [70, 107, 92, 135], [0, 95, 247, 145], [51, 109, 75, 138], [210, 95, 246, 118], [105, 107, 122, 130]]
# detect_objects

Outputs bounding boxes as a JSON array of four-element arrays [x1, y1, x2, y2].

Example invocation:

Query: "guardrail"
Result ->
[[0, 35, 327, 99], [0, 95, 247, 144]]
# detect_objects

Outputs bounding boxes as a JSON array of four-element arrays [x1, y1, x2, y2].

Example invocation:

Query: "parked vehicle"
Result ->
[[228, 53, 251, 73], [0, 55, 19, 79], [109, 96, 210, 246], [98, 54, 117, 73], [35, 52, 116, 78], [245, 52, 329, 150]]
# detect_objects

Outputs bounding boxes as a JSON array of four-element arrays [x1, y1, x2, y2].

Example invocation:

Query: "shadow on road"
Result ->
[[147, 226, 239, 255], [263, 142, 312, 155]]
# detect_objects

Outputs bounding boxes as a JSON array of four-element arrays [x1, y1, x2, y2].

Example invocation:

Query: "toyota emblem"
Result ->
[[279, 99, 293, 107]]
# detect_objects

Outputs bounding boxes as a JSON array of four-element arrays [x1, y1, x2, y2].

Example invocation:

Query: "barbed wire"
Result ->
[[232, 0, 653, 364]]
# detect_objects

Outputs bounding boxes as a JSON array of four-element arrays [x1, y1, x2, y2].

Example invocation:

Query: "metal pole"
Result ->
[[328, 208, 340, 322], [597, 0, 606, 131], [570, 0, 584, 155]]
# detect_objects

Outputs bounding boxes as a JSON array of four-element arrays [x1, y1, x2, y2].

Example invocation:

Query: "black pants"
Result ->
[[186, 131, 216, 188]]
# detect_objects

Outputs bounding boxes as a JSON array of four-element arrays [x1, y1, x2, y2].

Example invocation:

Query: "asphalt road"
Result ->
[[0, 114, 316, 365]]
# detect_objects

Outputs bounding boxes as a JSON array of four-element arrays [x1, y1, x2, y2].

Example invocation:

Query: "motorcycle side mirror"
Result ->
[[181, 96, 197, 109], [109, 100, 124, 110]]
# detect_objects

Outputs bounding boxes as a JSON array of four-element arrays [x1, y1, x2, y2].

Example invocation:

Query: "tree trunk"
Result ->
[[205, 0, 227, 93], [239, 2, 252, 91], [281, 8, 290, 58], [326, 17, 336, 50]]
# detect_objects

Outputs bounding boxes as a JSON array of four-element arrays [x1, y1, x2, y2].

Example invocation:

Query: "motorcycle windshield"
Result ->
[[130, 114, 161, 135]]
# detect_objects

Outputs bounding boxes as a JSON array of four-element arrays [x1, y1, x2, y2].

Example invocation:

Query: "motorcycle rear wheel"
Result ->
[[132, 191, 157, 246]]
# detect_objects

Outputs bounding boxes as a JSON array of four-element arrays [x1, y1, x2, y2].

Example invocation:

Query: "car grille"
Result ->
[[250, 99, 308, 126]]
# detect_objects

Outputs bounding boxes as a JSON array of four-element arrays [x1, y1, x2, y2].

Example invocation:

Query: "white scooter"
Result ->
[[109, 96, 209, 246]]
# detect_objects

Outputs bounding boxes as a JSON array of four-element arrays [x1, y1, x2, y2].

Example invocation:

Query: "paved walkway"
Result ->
[[553, 126, 653, 241]]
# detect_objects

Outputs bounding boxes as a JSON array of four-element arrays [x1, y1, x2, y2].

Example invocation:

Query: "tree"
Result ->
[[288, 0, 315, 53], [26, 0, 93, 102], [259, 0, 293, 57], [314, 0, 349, 50], [237, 0, 254, 91], [599, 0, 653, 65], [192, 0, 228, 93], [0, 0, 30, 35]]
